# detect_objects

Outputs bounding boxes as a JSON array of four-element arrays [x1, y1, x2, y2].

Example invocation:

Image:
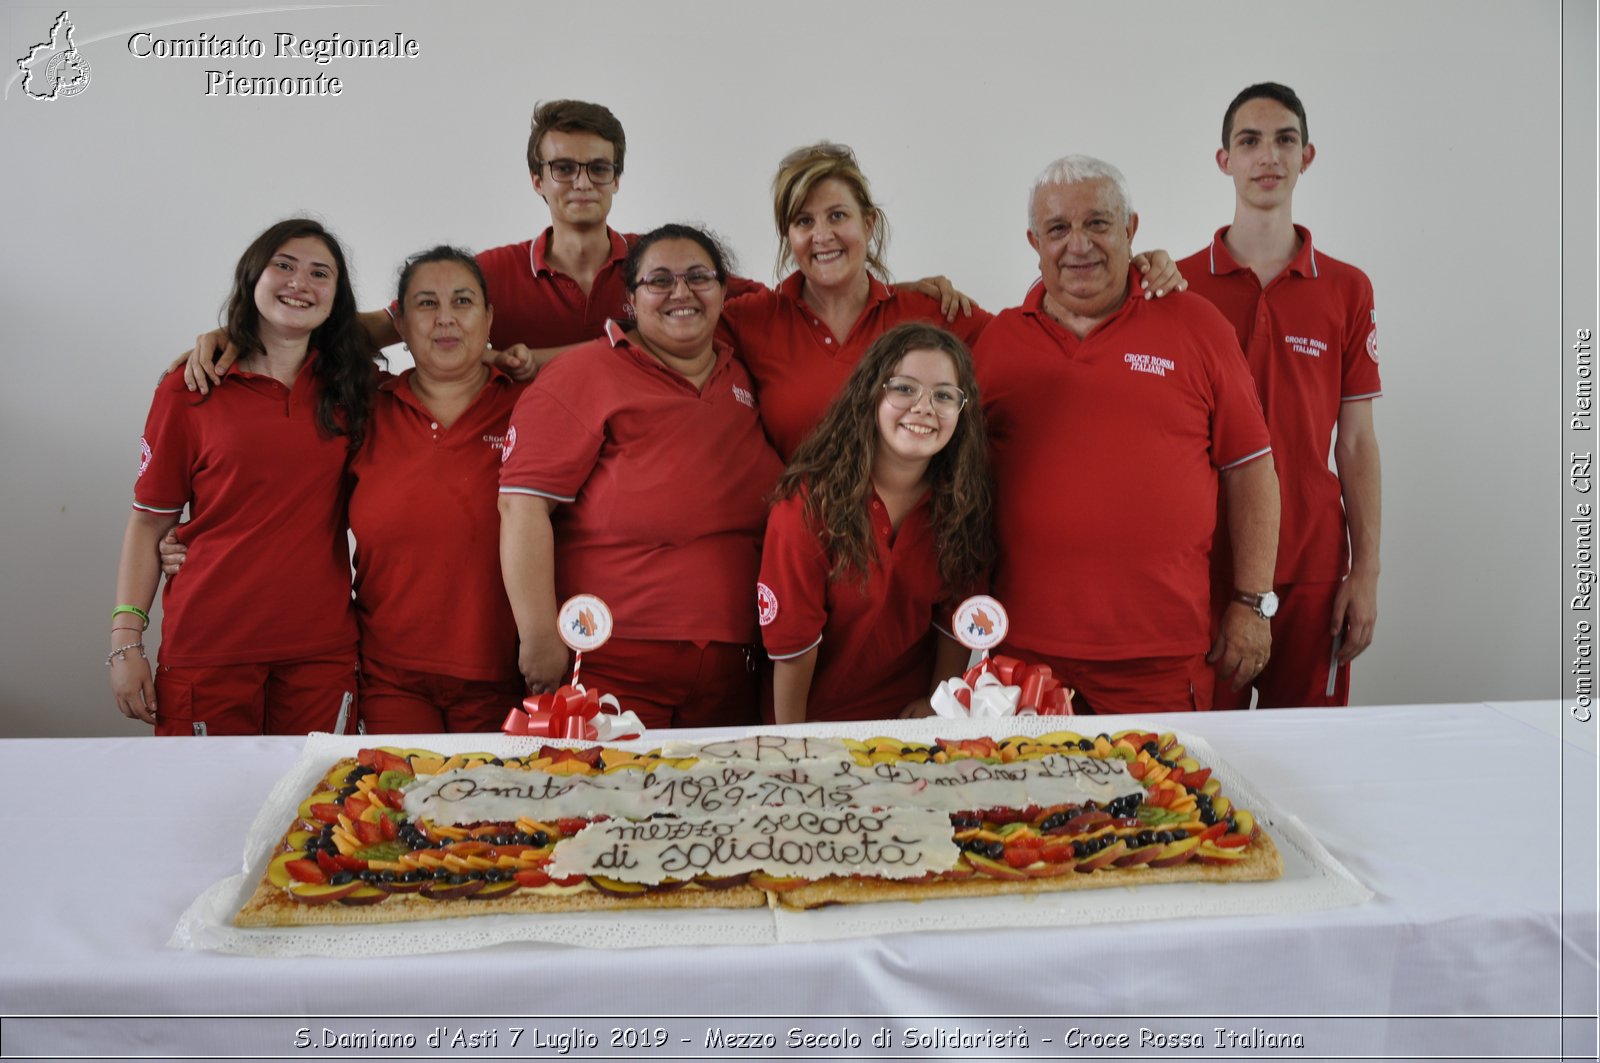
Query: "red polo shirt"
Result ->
[[1179, 226, 1382, 583], [759, 489, 952, 721], [472, 228, 633, 351], [973, 273, 1271, 659], [349, 368, 525, 682], [720, 272, 993, 460], [498, 321, 784, 643], [393, 229, 766, 352], [134, 361, 356, 667]]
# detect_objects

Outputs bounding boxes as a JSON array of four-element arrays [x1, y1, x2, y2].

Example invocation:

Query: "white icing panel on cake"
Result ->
[[403, 753, 1141, 825], [547, 808, 961, 882]]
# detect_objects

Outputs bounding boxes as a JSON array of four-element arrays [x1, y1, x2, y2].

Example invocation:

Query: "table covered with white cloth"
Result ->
[[0, 701, 1592, 1061]]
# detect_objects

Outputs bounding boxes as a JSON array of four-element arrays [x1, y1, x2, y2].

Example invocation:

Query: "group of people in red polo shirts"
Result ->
[[108, 85, 1381, 737]]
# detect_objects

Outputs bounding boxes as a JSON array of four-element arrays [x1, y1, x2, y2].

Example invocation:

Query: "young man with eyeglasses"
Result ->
[[1177, 83, 1383, 709], [395, 100, 754, 370], [470, 99, 633, 360], [464, 99, 761, 368], [405, 101, 765, 368]]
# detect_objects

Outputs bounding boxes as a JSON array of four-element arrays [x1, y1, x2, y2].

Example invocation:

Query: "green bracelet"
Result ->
[[112, 604, 150, 628]]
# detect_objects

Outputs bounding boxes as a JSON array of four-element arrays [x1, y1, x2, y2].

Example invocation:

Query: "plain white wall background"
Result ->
[[0, 0, 1576, 737]]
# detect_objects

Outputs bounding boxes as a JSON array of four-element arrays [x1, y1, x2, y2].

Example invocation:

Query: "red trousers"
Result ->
[[358, 655, 524, 734], [999, 646, 1212, 715], [154, 654, 358, 736], [1212, 580, 1351, 710], [575, 638, 759, 730]]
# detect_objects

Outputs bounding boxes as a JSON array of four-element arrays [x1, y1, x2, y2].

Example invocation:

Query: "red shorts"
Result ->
[[1212, 580, 1350, 710], [999, 646, 1212, 715], [358, 656, 524, 734], [575, 638, 759, 730], [153, 654, 358, 736]]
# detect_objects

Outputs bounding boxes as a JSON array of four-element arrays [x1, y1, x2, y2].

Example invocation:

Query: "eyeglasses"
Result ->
[[882, 376, 966, 417], [634, 268, 722, 294], [537, 158, 619, 185], [777, 141, 856, 170]]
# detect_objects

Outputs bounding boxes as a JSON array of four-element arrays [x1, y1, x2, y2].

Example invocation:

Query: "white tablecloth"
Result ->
[[1, 701, 1594, 1061]]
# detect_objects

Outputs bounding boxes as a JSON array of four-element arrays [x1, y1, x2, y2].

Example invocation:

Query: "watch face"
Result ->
[[1259, 592, 1280, 619]]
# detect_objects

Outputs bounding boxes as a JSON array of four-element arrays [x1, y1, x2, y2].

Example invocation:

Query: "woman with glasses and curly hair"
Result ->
[[758, 322, 994, 723], [110, 218, 373, 735]]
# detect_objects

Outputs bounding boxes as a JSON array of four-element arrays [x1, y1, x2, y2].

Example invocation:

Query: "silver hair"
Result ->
[[1028, 155, 1134, 230]]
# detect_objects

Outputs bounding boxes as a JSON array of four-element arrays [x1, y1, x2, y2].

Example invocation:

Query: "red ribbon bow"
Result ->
[[502, 684, 602, 739], [964, 655, 1074, 715]]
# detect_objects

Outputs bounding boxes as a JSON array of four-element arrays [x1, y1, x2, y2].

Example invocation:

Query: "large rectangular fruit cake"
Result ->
[[235, 729, 1280, 926]]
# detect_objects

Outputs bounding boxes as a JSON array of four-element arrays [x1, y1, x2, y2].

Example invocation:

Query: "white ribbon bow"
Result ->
[[930, 671, 1023, 719], [587, 693, 645, 740]]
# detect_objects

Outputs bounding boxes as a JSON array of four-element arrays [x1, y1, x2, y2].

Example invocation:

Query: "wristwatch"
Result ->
[[1232, 589, 1280, 620]]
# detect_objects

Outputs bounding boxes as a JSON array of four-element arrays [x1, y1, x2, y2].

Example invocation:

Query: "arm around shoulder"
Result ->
[[359, 308, 400, 351], [488, 342, 579, 382], [173, 327, 234, 394], [722, 274, 769, 301]]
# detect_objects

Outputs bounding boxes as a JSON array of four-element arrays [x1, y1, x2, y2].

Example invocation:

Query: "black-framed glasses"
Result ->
[[537, 158, 619, 185], [882, 376, 966, 417], [634, 268, 722, 294]]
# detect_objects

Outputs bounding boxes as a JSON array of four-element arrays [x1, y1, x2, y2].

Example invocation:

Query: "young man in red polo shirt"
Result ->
[[1178, 83, 1383, 709], [441, 99, 637, 361]]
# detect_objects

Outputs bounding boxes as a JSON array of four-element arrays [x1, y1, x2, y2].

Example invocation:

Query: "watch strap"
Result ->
[[1231, 589, 1277, 618]]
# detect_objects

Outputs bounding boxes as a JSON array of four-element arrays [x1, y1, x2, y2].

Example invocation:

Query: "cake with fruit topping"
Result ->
[[234, 729, 1280, 926]]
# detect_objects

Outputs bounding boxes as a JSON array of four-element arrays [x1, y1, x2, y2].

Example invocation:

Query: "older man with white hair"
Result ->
[[974, 155, 1280, 714]]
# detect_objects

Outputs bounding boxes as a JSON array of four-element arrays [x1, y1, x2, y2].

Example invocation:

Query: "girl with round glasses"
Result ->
[[499, 224, 783, 728], [758, 322, 994, 723]]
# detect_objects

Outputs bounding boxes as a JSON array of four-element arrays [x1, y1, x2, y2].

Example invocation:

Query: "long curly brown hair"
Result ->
[[775, 322, 993, 595]]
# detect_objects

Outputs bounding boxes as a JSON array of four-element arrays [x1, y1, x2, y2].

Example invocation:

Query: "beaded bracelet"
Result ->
[[111, 604, 150, 629], [106, 643, 146, 666]]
